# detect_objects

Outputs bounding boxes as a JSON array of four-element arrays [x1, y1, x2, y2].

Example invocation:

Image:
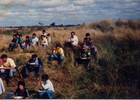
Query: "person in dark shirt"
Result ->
[[13, 81, 29, 99], [24, 36, 30, 49], [9, 34, 18, 51], [6, 81, 29, 99], [25, 54, 43, 80], [83, 33, 97, 62], [75, 45, 91, 69]]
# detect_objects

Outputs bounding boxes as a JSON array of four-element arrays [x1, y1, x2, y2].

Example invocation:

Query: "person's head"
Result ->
[[42, 74, 48, 82], [86, 33, 90, 39], [82, 45, 87, 52], [71, 32, 75, 37], [56, 43, 60, 49], [42, 30, 46, 34], [32, 54, 37, 61], [17, 81, 25, 91], [1, 54, 7, 62], [13, 34, 16, 39], [26, 36, 29, 40], [32, 33, 36, 38], [16, 33, 19, 38], [19, 34, 22, 38], [41, 35, 45, 39]]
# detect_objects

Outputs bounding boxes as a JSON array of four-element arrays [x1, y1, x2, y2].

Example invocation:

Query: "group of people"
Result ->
[[0, 30, 97, 99], [0, 54, 54, 99], [9, 30, 51, 51], [47, 32, 97, 69]]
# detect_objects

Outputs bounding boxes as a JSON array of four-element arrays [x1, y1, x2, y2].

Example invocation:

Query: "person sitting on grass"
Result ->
[[39, 74, 54, 99], [9, 34, 18, 51], [42, 30, 51, 43], [24, 36, 30, 49], [0, 78, 5, 95], [16, 34, 24, 50], [65, 31, 78, 47], [25, 54, 43, 80], [0, 54, 17, 86], [47, 43, 64, 67], [75, 45, 91, 69], [6, 81, 29, 99], [30, 33, 39, 47], [83, 33, 97, 62], [40, 35, 48, 47]]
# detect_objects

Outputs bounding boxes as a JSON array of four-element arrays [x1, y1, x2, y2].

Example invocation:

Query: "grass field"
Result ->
[[0, 19, 140, 99]]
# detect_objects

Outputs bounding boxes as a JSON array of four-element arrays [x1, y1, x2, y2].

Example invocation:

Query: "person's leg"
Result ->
[[9, 44, 14, 51], [9, 69, 16, 78], [0, 70, 6, 77], [58, 55, 64, 67], [85, 59, 91, 69], [47, 37, 51, 43], [91, 46, 97, 62], [48, 54, 58, 64], [45, 90, 54, 99], [26, 45, 30, 49], [37, 65, 42, 77], [25, 66, 33, 78]]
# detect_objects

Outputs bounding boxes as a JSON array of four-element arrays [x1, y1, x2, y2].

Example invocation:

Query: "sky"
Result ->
[[0, 0, 140, 26]]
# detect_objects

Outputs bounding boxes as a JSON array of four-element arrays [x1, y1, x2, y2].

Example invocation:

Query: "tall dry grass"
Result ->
[[0, 19, 140, 99]]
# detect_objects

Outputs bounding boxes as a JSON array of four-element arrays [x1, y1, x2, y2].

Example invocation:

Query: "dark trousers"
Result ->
[[9, 44, 18, 51], [25, 65, 42, 78], [75, 58, 90, 68]]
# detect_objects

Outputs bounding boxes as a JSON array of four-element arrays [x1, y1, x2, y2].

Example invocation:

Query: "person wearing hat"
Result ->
[[48, 43, 64, 67], [75, 45, 91, 69], [83, 33, 97, 62]]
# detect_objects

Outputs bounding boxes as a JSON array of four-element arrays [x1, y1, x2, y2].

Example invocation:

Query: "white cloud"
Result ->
[[73, 0, 95, 5]]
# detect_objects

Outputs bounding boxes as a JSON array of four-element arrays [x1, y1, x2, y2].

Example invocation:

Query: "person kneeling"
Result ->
[[39, 74, 54, 99], [48, 43, 64, 67], [25, 54, 43, 80], [75, 45, 91, 69]]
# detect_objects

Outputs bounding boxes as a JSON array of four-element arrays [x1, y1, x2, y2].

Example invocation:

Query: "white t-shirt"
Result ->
[[41, 80, 54, 92], [30, 37, 39, 46], [68, 35, 78, 46]]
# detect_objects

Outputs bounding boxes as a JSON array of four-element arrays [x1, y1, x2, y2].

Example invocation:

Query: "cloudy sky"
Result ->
[[0, 0, 140, 26]]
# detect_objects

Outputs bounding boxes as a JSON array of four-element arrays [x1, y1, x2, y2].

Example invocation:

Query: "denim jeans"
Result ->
[[19, 43, 24, 49], [0, 69, 16, 77], [25, 65, 42, 78], [47, 37, 51, 43], [51, 54, 64, 60], [39, 90, 54, 99], [40, 44, 47, 47]]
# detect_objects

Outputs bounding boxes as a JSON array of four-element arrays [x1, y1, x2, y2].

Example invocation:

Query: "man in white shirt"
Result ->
[[39, 74, 54, 99], [65, 31, 78, 47], [30, 33, 39, 47]]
